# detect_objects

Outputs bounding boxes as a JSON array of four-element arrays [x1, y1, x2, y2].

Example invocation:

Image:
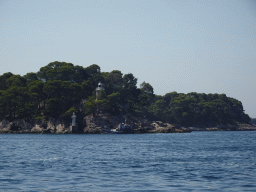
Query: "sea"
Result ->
[[0, 132, 256, 192]]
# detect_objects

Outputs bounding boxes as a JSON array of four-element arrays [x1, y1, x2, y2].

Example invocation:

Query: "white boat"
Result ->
[[104, 123, 134, 134]]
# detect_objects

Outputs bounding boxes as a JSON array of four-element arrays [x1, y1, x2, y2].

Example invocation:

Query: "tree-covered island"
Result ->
[[0, 61, 255, 134]]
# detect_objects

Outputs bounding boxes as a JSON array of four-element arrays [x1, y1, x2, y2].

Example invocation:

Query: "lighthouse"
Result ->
[[71, 112, 76, 126], [95, 81, 104, 100], [71, 112, 78, 133]]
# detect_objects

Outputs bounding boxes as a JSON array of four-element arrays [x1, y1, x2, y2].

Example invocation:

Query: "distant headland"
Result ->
[[0, 61, 255, 134]]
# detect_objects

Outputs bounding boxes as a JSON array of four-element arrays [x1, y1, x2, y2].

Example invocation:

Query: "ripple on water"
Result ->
[[0, 132, 256, 191]]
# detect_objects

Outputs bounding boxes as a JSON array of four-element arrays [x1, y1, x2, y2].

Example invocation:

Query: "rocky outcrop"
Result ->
[[1, 115, 255, 134], [0, 119, 72, 134], [82, 114, 190, 133], [177, 123, 256, 132]]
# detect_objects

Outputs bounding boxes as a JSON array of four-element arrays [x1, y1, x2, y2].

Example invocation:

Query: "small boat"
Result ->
[[104, 123, 134, 134], [104, 129, 123, 134]]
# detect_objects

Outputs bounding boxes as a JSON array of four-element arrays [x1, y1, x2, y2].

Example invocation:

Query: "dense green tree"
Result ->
[[148, 99, 167, 120], [163, 91, 178, 104], [81, 80, 94, 98], [0, 75, 32, 120], [28, 80, 45, 111], [85, 64, 104, 88], [73, 65, 89, 84], [6, 75, 27, 87], [24, 72, 38, 84], [107, 92, 121, 114], [0, 72, 13, 90], [95, 99, 110, 114], [64, 107, 78, 118], [146, 91, 251, 126], [120, 73, 140, 111], [104, 70, 123, 95], [0, 62, 251, 127], [84, 98, 96, 115], [139, 81, 154, 106], [37, 61, 88, 83]]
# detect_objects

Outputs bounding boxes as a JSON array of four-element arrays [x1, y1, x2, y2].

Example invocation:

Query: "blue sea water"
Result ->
[[0, 132, 256, 191]]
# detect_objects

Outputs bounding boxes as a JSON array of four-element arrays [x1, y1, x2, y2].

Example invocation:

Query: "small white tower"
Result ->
[[95, 81, 104, 100], [71, 112, 76, 126], [71, 112, 78, 133]]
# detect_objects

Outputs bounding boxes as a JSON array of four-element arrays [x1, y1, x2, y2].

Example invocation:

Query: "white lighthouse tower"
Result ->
[[71, 112, 76, 126], [95, 81, 104, 100], [71, 112, 78, 133]]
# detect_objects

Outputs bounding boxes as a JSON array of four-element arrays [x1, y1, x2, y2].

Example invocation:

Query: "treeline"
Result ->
[[146, 92, 251, 126], [0, 61, 152, 121], [0, 61, 251, 126]]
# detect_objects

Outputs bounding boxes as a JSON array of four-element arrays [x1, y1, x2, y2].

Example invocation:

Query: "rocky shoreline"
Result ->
[[1, 115, 256, 134]]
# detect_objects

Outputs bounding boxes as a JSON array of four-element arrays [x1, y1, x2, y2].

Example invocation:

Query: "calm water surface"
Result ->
[[0, 132, 256, 191]]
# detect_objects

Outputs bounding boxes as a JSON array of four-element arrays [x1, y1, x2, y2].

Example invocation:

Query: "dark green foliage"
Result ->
[[85, 64, 104, 88], [139, 81, 154, 107], [104, 70, 123, 95], [84, 98, 96, 115], [0, 61, 251, 127], [107, 92, 121, 114], [64, 107, 78, 117], [0, 72, 13, 90], [37, 61, 89, 83], [147, 92, 251, 126], [24, 72, 38, 84]]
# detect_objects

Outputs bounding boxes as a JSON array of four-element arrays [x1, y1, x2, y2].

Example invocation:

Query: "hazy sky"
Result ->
[[1, 0, 256, 117]]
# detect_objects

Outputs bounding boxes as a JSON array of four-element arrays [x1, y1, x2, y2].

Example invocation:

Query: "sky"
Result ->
[[0, 0, 256, 118]]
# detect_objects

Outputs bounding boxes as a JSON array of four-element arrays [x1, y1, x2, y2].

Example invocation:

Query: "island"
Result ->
[[0, 61, 255, 134]]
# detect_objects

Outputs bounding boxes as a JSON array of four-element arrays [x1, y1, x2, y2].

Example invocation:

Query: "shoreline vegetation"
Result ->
[[0, 61, 254, 134]]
